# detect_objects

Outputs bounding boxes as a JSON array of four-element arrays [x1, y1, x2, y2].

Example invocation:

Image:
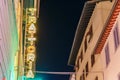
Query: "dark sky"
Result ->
[[36, 0, 85, 80]]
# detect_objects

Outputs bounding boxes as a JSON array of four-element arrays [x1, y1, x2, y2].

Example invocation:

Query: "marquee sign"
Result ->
[[24, 8, 37, 78], [27, 46, 35, 53], [28, 23, 36, 33], [27, 53, 35, 62]]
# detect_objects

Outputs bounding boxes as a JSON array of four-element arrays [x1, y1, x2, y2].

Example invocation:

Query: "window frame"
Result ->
[[113, 22, 120, 51], [91, 54, 95, 67], [105, 43, 110, 67]]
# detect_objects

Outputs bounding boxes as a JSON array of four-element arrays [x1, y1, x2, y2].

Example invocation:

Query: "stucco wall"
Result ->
[[0, 0, 19, 79], [75, 1, 115, 80], [101, 12, 120, 80]]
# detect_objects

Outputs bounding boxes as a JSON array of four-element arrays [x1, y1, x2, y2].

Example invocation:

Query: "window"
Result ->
[[91, 54, 95, 67], [84, 25, 93, 52], [80, 50, 83, 62], [105, 43, 110, 67], [84, 39, 87, 52], [113, 22, 120, 51], [85, 62, 89, 76], [95, 76, 98, 80], [83, 70, 85, 80], [76, 56, 80, 69], [80, 70, 85, 80], [80, 76, 83, 80], [87, 25, 93, 43], [80, 75, 85, 80], [118, 73, 120, 80]]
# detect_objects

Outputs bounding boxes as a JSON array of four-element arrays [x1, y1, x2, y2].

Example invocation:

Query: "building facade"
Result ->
[[99, 1, 120, 80], [0, 0, 19, 80], [68, 0, 120, 80], [13, 0, 24, 80], [0, 0, 40, 80], [22, 0, 40, 79]]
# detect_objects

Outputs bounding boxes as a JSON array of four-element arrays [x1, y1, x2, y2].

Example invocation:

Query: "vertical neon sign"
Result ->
[[24, 8, 37, 78]]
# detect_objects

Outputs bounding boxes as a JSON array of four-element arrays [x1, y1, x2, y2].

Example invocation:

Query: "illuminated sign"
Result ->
[[28, 37, 36, 41], [27, 53, 35, 62], [27, 8, 36, 24], [24, 8, 37, 78], [26, 70, 34, 78], [27, 46, 35, 53], [28, 16, 36, 24], [28, 23, 36, 33]]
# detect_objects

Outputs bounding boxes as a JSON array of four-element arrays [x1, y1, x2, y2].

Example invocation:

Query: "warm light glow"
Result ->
[[26, 70, 34, 78], [25, 7, 37, 78], [28, 16, 36, 23], [27, 46, 35, 53], [28, 37, 36, 41], [28, 23, 36, 33], [27, 53, 35, 62]]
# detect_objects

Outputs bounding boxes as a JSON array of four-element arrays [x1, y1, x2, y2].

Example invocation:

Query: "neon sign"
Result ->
[[24, 8, 37, 78], [28, 23, 36, 33], [26, 70, 34, 78], [27, 53, 35, 62]]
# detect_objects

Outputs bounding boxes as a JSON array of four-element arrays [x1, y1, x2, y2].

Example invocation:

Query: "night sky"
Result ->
[[36, 0, 85, 80]]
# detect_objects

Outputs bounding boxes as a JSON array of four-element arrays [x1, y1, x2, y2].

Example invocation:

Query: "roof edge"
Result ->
[[68, 1, 97, 66]]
